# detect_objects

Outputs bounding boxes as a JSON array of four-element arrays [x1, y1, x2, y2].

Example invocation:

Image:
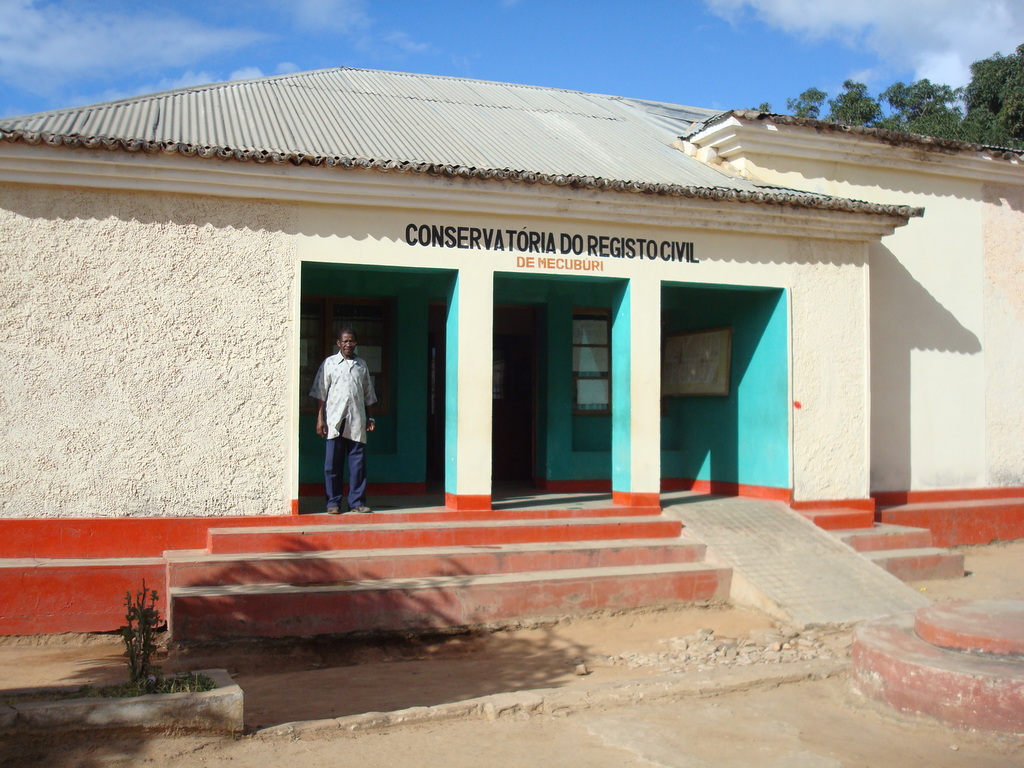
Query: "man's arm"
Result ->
[[316, 399, 328, 438]]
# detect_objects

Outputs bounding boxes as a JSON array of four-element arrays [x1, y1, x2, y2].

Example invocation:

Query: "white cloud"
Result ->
[[291, 0, 371, 34], [704, 0, 1024, 87], [229, 66, 266, 82], [0, 0, 264, 87]]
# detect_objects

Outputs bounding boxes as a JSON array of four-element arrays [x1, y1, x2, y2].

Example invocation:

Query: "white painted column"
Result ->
[[611, 276, 662, 507], [445, 267, 494, 509]]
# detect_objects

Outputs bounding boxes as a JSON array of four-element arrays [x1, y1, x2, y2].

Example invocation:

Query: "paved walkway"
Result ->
[[663, 496, 930, 626]]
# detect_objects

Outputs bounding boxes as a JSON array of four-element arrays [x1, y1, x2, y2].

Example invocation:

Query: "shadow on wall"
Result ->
[[869, 244, 981, 492]]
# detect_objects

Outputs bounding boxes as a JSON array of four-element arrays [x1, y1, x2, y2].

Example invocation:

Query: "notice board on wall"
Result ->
[[662, 327, 733, 397]]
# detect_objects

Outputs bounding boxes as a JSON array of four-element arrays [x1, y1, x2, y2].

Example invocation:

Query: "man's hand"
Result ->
[[367, 417, 375, 433], [316, 416, 328, 438]]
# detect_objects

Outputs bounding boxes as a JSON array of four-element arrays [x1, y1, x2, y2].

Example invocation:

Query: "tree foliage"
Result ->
[[778, 44, 1024, 150]]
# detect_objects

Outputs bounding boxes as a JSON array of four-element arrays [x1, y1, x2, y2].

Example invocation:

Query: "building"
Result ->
[[1, 68, 1020, 635]]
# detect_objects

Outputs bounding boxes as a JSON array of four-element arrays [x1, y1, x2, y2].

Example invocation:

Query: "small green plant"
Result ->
[[121, 580, 162, 693]]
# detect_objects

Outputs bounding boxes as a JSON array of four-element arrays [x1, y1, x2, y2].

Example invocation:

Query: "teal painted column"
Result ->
[[444, 268, 494, 510], [611, 278, 662, 507]]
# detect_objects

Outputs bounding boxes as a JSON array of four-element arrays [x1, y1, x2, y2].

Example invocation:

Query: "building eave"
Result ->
[[687, 113, 1024, 185], [0, 141, 912, 242], [0, 127, 922, 223]]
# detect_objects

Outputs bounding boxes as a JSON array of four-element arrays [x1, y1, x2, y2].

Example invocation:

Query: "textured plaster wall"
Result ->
[[0, 184, 297, 518], [787, 240, 870, 501], [982, 183, 1024, 486], [741, 149, 990, 492]]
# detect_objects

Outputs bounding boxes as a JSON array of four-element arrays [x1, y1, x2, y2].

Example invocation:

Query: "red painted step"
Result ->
[[307, 507, 660, 523], [167, 539, 705, 588], [915, 600, 1024, 656], [170, 562, 732, 643], [852, 603, 1024, 733], [862, 547, 964, 582], [205, 516, 682, 555], [834, 524, 933, 552], [798, 508, 874, 531]]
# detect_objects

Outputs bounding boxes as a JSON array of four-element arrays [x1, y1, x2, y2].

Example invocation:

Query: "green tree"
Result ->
[[785, 87, 827, 119], [778, 46, 1024, 150], [826, 80, 882, 126], [877, 79, 964, 139], [963, 43, 1024, 147]]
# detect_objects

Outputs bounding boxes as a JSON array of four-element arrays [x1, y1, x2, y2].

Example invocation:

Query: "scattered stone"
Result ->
[[574, 663, 590, 676], [603, 624, 853, 674]]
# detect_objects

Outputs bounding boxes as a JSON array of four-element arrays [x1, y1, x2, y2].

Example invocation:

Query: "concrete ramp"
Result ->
[[664, 497, 929, 627]]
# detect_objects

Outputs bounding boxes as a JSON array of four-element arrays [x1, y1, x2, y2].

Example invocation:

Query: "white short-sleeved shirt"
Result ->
[[309, 353, 378, 442]]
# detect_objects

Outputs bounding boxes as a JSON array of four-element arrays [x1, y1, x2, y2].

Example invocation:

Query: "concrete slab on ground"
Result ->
[[663, 497, 929, 626]]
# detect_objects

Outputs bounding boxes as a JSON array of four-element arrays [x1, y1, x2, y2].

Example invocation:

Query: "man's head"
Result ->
[[337, 328, 357, 359]]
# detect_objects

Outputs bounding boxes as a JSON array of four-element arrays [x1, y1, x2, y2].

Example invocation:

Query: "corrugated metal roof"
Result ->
[[0, 67, 922, 218]]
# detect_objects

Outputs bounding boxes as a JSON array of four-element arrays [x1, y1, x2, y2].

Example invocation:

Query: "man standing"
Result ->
[[310, 327, 377, 514]]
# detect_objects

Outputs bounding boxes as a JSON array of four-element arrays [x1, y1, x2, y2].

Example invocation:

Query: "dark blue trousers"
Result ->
[[324, 437, 367, 509]]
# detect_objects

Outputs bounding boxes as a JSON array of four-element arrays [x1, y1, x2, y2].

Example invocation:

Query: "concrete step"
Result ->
[[851, 601, 1024, 733], [167, 538, 706, 588], [877, 496, 1024, 546], [205, 515, 682, 555], [862, 547, 965, 582], [169, 561, 732, 643], [833, 523, 933, 552], [796, 508, 875, 531]]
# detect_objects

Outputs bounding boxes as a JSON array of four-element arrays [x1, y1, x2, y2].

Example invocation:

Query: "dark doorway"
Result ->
[[492, 306, 537, 483], [426, 303, 447, 484]]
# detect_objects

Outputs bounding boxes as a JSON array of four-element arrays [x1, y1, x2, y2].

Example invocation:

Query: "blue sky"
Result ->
[[1, 0, 1021, 119]]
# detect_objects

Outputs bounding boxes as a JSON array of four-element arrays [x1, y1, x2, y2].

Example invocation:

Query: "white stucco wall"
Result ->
[[723, 132, 1014, 493], [787, 240, 871, 501], [0, 147, 894, 516], [1, 183, 297, 517], [982, 183, 1024, 486]]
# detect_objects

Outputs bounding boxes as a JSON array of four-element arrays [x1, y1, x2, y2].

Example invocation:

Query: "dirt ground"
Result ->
[[1, 540, 1022, 767]]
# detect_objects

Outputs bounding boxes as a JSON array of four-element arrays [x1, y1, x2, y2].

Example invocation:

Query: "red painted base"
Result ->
[[444, 493, 492, 511], [662, 478, 792, 503], [612, 491, 661, 509]]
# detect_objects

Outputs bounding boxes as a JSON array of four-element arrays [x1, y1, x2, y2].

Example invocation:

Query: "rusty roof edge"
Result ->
[[690, 109, 1024, 162], [0, 128, 924, 220]]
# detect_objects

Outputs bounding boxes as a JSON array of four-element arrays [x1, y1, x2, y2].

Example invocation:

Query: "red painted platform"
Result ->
[[877, 496, 1024, 547], [851, 600, 1024, 733], [915, 600, 1024, 657]]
